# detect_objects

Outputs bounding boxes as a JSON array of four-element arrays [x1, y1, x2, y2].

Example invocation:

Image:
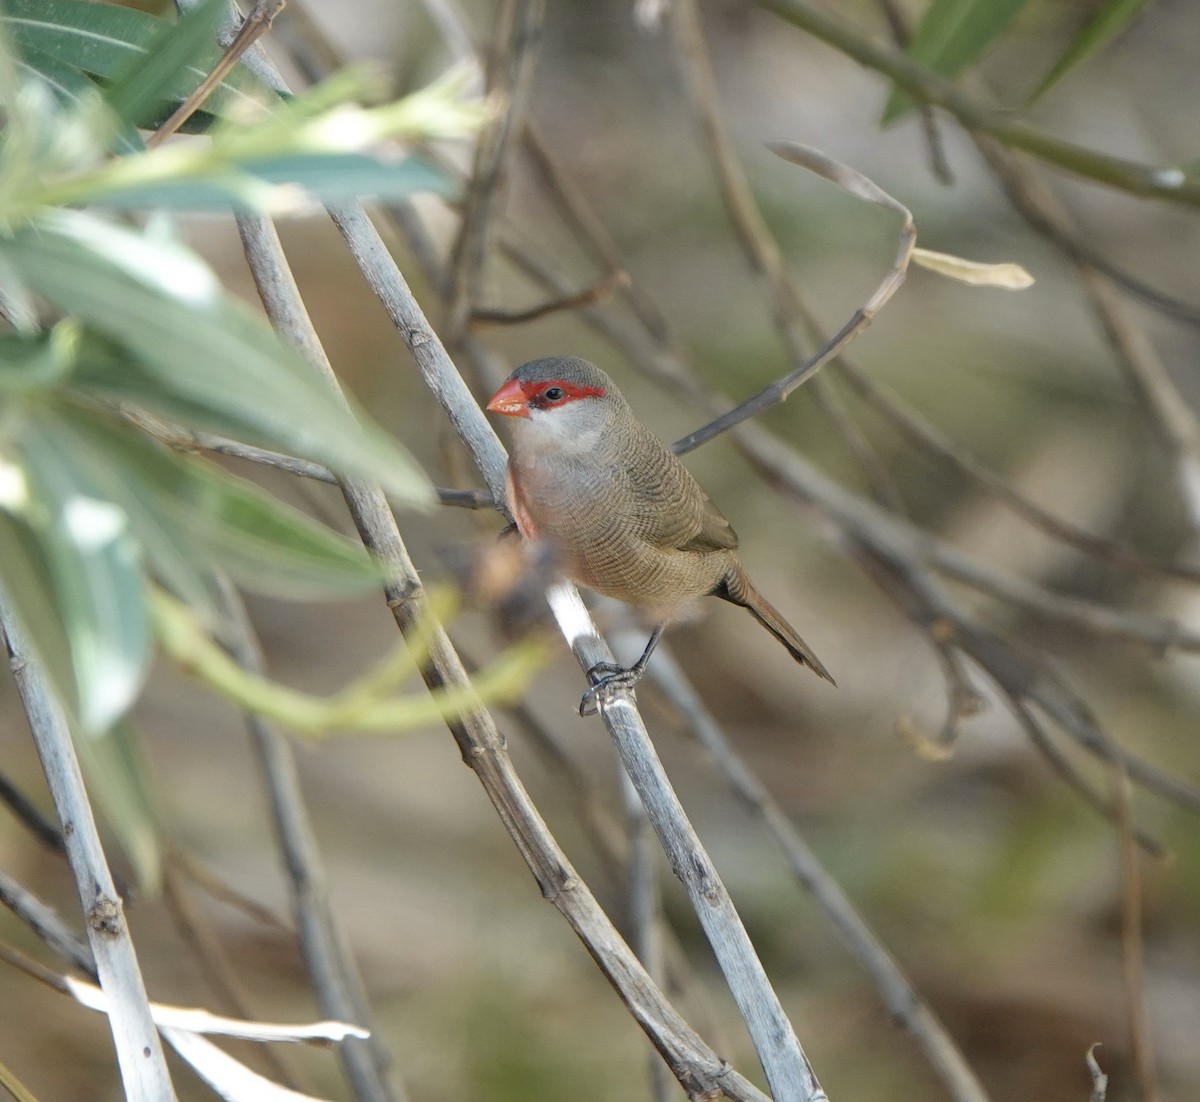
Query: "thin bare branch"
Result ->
[[876, 0, 954, 186], [757, 0, 1200, 207], [161, 863, 300, 1090], [0, 773, 64, 854], [235, 217, 410, 1102], [642, 642, 995, 1102], [135, 418, 495, 509], [521, 126, 676, 345], [469, 269, 629, 328], [1, 607, 177, 1101], [148, 0, 286, 149], [971, 137, 1200, 534], [1111, 766, 1161, 1102], [0, 868, 95, 975], [667, 0, 913, 460], [1004, 701, 1164, 858], [672, 138, 914, 455], [840, 527, 1200, 816], [619, 765, 673, 1102], [443, 0, 545, 337], [169, 851, 292, 933], [835, 360, 1200, 584]]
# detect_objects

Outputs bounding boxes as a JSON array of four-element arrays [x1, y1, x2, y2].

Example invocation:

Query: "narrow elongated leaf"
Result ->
[[14, 42, 141, 152], [2, 0, 273, 120], [53, 403, 384, 598], [1029, 0, 1152, 102], [19, 430, 150, 734], [882, 0, 1032, 124], [74, 720, 162, 893], [104, 0, 226, 129], [30, 403, 222, 615], [86, 151, 453, 210], [0, 322, 79, 391], [0, 212, 434, 507], [0, 506, 79, 724]]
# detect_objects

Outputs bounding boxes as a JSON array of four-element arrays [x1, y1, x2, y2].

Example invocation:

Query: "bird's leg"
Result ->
[[579, 623, 666, 717]]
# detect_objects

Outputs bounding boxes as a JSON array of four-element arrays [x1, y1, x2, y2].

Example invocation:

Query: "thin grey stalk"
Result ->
[[233, 217, 407, 1102], [1, 605, 177, 1102], [644, 644, 994, 1102], [328, 201, 828, 1102], [620, 766, 672, 1102]]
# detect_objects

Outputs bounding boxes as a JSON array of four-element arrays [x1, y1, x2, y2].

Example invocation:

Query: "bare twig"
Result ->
[[673, 139, 915, 455], [619, 765, 673, 1102], [0, 773, 64, 854], [1005, 702, 1164, 858], [443, 0, 545, 338], [972, 137, 1200, 534], [757, 0, 1200, 207], [1, 606, 177, 1101], [148, 0, 286, 148], [840, 526, 1200, 818], [1111, 766, 1160, 1102], [876, 0, 953, 185], [469, 269, 629, 328], [522, 127, 676, 344], [668, 0, 914, 469], [137, 418, 495, 509], [161, 862, 300, 1089], [835, 361, 1200, 584], [0, 868, 95, 974], [169, 851, 292, 932], [234, 218, 409, 1102], [642, 642, 995, 1102]]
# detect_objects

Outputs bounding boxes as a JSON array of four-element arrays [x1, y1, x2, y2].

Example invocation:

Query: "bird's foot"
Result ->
[[579, 662, 644, 717]]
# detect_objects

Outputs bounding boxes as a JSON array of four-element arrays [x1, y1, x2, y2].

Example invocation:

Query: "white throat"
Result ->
[[516, 401, 608, 458]]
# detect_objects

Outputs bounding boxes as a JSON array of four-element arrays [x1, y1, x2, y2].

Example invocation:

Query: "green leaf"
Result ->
[[13, 41, 141, 152], [103, 0, 226, 129], [75, 719, 162, 894], [28, 403, 222, 616], [2, 0, 273, 122], [84, 151, 454, 210], [0, 321, 80, 392], [18, 427, 151, 734], [0, 211, 434, 508], [882, 0, 1033, 124], [52, 403, 385, 599], [0, 506, 80, 725], [1028, 0, 1152, 103]]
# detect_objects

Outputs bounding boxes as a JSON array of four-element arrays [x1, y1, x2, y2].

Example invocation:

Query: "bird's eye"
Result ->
[[543, 386, 565, 401]]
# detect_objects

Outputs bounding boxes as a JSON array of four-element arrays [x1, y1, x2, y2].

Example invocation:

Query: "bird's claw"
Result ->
[[579, 663, 640, 717]]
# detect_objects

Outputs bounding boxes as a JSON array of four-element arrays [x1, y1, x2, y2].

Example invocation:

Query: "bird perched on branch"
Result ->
[[487, 355, 835, 714]]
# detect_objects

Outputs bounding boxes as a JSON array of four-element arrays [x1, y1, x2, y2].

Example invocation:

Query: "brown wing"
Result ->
[[623, 422, 739, 552]]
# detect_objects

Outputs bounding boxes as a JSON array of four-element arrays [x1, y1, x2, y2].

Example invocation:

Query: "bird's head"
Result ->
[[487, 357, 625, 453]]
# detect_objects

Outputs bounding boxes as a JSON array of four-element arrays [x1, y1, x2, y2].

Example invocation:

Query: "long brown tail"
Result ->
[[713, 565, 837, 686]]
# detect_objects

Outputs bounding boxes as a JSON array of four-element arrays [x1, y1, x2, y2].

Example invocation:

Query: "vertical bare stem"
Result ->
[[1, 606, 177, 1102], [1110, 766, 1160, 1102]]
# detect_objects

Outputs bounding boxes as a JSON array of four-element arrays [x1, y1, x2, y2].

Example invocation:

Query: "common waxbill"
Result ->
[[487, 356, 835, 712]]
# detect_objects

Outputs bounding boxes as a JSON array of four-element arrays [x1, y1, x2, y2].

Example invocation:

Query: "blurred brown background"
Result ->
[[3, 1, 1200, 1099]]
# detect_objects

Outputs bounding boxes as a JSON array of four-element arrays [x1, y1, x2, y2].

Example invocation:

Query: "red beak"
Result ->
[[486, 378, 529, 418]]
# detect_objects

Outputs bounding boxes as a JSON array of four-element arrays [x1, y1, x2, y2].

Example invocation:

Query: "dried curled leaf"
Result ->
[[912, 247, 1035, 289]]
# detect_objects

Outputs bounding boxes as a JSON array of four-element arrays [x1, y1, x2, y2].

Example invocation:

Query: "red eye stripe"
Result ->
[[521, 380, 606, 407]]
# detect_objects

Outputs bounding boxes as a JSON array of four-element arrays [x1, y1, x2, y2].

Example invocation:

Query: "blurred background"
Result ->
[[3, 1, 1200, 1099]]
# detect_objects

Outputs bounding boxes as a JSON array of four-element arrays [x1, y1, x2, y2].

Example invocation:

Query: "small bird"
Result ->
[[487, 356, 835, 713]]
